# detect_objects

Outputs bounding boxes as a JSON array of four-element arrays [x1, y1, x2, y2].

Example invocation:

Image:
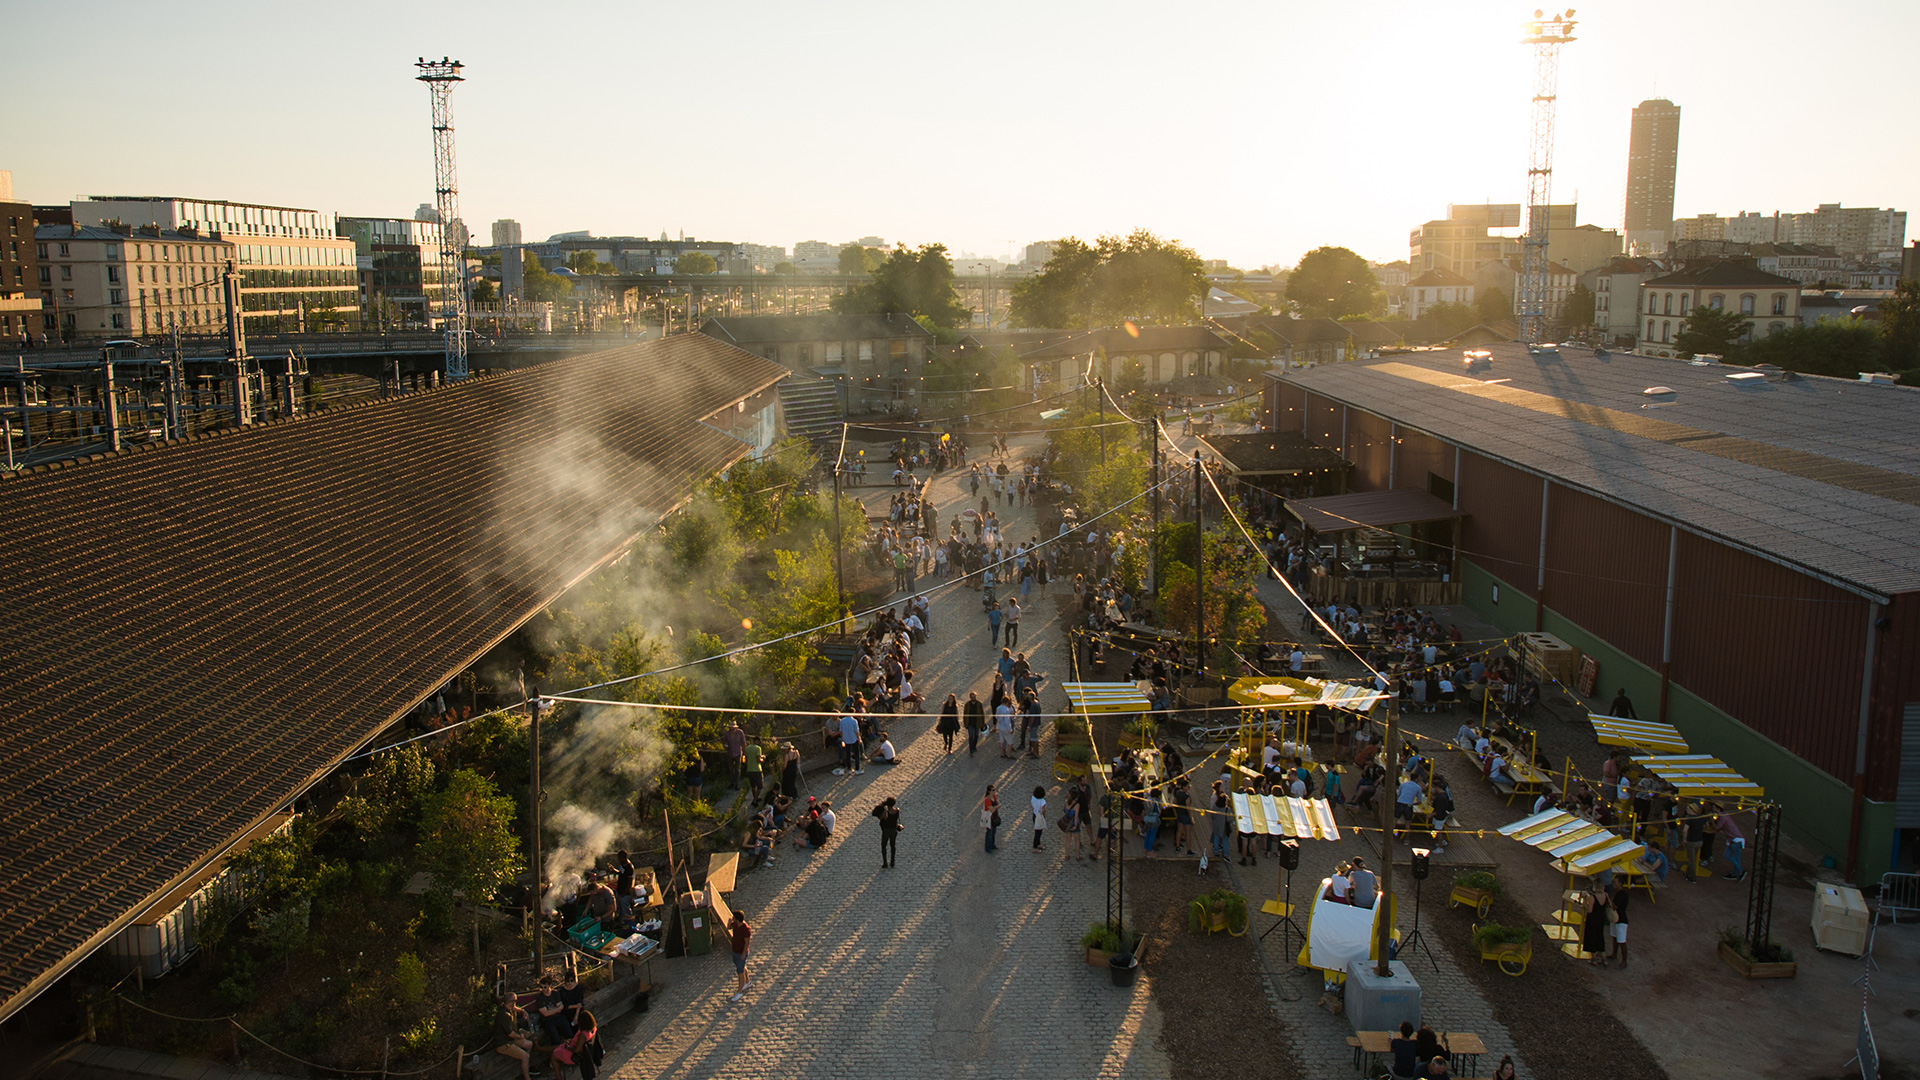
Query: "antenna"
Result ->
[[416, 57, 469, 380], [1519, 11, 1576, 344]]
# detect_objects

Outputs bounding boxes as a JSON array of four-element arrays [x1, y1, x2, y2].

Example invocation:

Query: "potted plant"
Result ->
[[1055, 742, 1092, 778], [1717, 926, 1797, 979], [1055, 714, 1091, 748], [1448, 870, 1500, 918], [1082, 921, 1147, 968], [1120, 716, 1159, 750], [1471, 922, 1533, 976], [1188, 889, 1249, 935]]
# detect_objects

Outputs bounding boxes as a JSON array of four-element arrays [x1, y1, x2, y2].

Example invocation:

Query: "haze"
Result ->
[[6, 0, 1916, 267]]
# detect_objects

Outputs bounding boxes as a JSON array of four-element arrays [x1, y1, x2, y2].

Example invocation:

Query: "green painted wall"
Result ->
[[1460, 560, 1895, 883]]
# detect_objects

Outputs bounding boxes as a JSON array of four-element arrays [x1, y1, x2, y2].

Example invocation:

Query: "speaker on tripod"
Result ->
[[1401, 847, 1437, 967], [1279, 839, 1300, 870], [1260, 840, 1307, 961]]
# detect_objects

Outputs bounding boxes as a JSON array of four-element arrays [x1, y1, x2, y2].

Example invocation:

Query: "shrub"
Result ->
[[1472, 923, 1529, 950], [1058, 743, 1092, 763], [395, 1016, 439, 1056], [1718, 926, 1794, 964], [1081, 921, 1121, 952], [417, 889, 456, 941], [1055, 714, 1086, 735], [393, 952, 427, 1005]]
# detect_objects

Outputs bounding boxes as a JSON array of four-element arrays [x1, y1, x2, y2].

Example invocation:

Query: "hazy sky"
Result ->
[[6, 0, 1916, 268]]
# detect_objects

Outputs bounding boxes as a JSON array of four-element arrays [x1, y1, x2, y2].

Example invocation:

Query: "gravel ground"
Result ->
[[1126, 859, 1303, 1080]]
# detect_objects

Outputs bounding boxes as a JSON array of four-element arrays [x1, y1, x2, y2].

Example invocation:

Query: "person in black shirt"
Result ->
[[1610, 688, 1637, 719], [1429, 777, 1455, 854], [1389, 1021, 1420, 1078], [872, 796, 903, 868], [493, 993, 536, 1080]]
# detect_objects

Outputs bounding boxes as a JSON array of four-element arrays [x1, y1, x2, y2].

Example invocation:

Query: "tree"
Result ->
[[772, 261, 797, 275], [1672, 304, 1750, 358], [830, 243, 972, 328], [471, 278, 497, 303], [675, 251, 717, 275], [417, 769, 521, 905], [1285, 247, 1380, 319], [1008, 231, 1205, 328], [838, 244, 882, 275], [1878, 277, 1920, 373], [1735, 319, 1881, 378], [1476, 286, 1512, 325], [1424, 301, 1478, 336], [1563, 283, 1595, 330], [523, 252, 573, 305]]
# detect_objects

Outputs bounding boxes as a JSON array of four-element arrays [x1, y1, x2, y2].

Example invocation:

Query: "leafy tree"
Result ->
[[416, 769, 521, 904], [675, 251, 717, 275], [1285, 247, 1380, 319], [1154, 520, 1268, 645], [839, 244, 883, 275], [1672, 304, 1751, 358], [1734, 319, 1881, 378], [471, 278, 497, 303], [831, 243, 971, 328], [1424, 301, 1478, 336], [1008, 231, 1205, 328], [1563, 283, 1595, 330], [1878, 277, 1920, 372], [565, 251, 613, 275], [523, 252, 573, 305], [1476, 286, 1512, 324], [772, 262, 797, 275]]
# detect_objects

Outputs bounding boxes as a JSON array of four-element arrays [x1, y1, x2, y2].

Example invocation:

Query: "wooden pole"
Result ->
[[1375, 696, 1399, 977]]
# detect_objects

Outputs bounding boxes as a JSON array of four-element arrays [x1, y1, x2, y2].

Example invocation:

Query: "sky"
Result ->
[[6, 0, 1918, 269]]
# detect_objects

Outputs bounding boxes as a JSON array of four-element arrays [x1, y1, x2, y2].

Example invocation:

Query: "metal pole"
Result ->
[[832, 444, 847, 628], [1149, 414, 1161, 596], [1097, 377, 1106, 465], [528, 684, 544, 979], [1376, 695, 1400, 977], [1193, 455, 1206, 680], [102, 356, 121, 452]]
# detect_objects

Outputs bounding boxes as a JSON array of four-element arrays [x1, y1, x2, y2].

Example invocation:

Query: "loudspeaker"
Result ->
[[1279, 839, 1300, 870], [1410, 847, 1431, 880]]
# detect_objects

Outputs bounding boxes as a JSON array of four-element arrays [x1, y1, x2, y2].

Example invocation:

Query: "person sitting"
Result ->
[[1415, 1024, 1442, 1064], [1418, 1055, 1452, 1079], [1388, 1021, 1421, 1078], [869, 734, 899, 765], [744, 817, 776, 870], [1347, 857, 1379, 909], [795, 811, 830, 850], [1326, 862, 1353, 904], [1456, 721, 1478, 749], [494, 992, 538, 1080], [1488, 752, 1516, 787]]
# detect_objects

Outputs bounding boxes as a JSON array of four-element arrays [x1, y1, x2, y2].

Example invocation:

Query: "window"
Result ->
[[111, 313, 125, 329], [1647, 319, 1655, 339], [38, 267, 49, 285], [36, 243, 47, 259], [109, 289, 123, 304], [58, 243, 70, 256], [1771, 293, 1787, 315], [1740, 294, 1755, 315], [60, 265, 71, 280], [107, 266, 120, 283], [137, 265, 145, 283], [1662, 293, 1672, 315], [1709, 294, 1724, 310]]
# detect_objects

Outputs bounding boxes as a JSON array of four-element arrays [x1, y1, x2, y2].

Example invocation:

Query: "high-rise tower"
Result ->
[[1623, 99, 1681, 254]]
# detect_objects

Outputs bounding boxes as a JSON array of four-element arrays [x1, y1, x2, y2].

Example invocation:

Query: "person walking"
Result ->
[[1581, 884, 1610, 966], [1005, 597, 1021, 649], [937, 693, 961, 753], [986, 601, 1002, 646], [727, 909, 754, 1001], [1718, 807, 1748, 881], [724, 720, 747, 789], [1030, 785, 1048, 850], [995, 700, 1016, 758], [1061, 793, 1084, 859], [1608, 881, 1631, 968], [982, 785, 1001, 852], [872, 796, 903, 869], [963, 691, 986, 755]]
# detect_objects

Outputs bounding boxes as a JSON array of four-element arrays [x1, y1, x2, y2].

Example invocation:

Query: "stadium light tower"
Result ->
[[416, 57, 468, 380], [1519, 11, 1576, 345]]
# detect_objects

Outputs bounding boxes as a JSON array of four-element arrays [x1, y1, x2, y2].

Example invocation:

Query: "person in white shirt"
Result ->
[[1029, 786, 1048, 850], [1456, 722, 1477, 749], [1328, 863, 1353, 903], [1289, 647, 1305, 673], [868, 734, 898, 764], [1423, 643, 1438, 666], [995, 703, 1016, 758]]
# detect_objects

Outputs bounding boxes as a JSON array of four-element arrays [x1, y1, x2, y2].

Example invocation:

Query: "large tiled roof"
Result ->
[[1271, 343, 1920, 598], [0, 335, 788, 1019]]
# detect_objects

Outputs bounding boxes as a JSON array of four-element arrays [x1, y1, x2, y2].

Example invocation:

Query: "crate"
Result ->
[[1811, 883, 1869, 957], [1518, 632, 1579, 685]]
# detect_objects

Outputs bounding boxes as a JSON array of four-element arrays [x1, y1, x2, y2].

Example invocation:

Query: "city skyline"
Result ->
[[4, 0, 1917, 269]]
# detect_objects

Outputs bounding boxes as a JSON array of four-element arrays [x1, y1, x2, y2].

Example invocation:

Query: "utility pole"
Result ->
[[832, 437, 847, 629], [1193, 455, 1206, 681], [527, 683, 545, 979], [416, 57, 469, 380], [222, 262, 251, 428], [1149, 413, 1161, 597], [101, 355, 121, 452], [1097, 377, 1106, 465]]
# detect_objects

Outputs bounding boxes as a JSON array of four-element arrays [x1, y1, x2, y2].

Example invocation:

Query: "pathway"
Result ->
[[602, 432, 1168, 1080]]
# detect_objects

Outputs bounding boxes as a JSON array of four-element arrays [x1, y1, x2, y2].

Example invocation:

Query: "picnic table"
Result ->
[[1349, 1030, 1489, 1076], [705, 852, 739, 896]]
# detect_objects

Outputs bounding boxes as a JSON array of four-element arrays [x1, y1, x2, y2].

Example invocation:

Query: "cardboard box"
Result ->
[[1811, 883, 1869, 956]]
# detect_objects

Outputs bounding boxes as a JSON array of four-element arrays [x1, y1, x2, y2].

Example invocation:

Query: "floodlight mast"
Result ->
[[1519, 12, 1576, 346], [416, 56, 469, 381]]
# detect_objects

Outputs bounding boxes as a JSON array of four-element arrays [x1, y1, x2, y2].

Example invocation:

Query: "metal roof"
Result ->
[[1286, 488, 1462, 534], [0, 335, 788, 1020], [1272, 343, 1920, 599]]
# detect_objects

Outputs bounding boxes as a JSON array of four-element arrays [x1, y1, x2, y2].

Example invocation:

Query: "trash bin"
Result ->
[[1108, 952, 1138, 987], [680, 891, 713, 956]]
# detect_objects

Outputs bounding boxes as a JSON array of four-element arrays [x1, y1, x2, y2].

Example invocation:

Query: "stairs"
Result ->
[[778, 378, 843, 442]]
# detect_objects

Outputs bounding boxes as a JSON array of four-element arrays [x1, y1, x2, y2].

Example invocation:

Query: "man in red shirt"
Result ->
[[728, 910, 754, 1002]]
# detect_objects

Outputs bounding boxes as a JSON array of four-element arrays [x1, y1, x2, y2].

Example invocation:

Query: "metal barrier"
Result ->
[[1879, 871, 1920, 923]]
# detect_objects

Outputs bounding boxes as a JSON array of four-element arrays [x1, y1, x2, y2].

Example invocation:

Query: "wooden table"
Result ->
[[1350, 1030, 1488, 1075], [705, 852, 739, 896]]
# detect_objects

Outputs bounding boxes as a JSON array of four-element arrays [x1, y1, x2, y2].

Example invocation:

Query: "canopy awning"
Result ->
[[1062, 681, 1151, 714], [1630, 754, 1764, 797], [1590, 715, 1689, 754], [1287, 488, 1462, 535], [1233, 791, 1341, 840], [1499, 808, 1644, 873], [1226, 676, 1386, 713]]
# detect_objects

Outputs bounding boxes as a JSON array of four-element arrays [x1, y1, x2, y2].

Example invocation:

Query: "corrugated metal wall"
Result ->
[[1458, 451, 1544, 599], [1273, 381, 1308, 434], [1868, 592, 1920, 802], [1346, 410, 1392, 491], [1395, 430, 1455, 493], [1303, 391, 1343, 447], [1544, 485, 1670, 670], [1670, 532, 1869, 782]]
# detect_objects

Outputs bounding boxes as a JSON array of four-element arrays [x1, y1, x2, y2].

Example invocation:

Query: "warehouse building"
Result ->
[[1265, 344, 1920, 881]]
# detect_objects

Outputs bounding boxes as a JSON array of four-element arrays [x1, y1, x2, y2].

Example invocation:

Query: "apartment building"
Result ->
[[34, 223, 235, 338]]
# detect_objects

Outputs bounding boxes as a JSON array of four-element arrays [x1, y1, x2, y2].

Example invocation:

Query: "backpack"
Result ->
[[1143, 800, 1161, 827]]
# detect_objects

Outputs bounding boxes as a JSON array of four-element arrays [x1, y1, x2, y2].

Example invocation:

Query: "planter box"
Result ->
[[1054, 757, 1090, 778], [1119, 733, 1157, 750], [1718, 940, 1797, 979]]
